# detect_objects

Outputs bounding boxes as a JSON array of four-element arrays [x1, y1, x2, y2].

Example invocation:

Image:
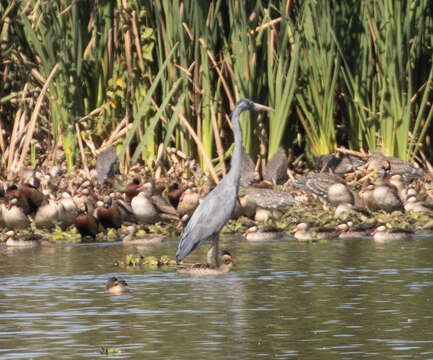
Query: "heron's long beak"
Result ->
[[253, 102, 274, 112]]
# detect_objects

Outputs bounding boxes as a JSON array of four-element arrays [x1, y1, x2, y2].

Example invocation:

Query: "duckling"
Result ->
[[371, 225, 414, 242], [122, 224, 165, 245], [176, 247, 236, 276], [243, 225, 285, 241], [106, 277, 129, 295], [2, 230, 42, 247], [292, 222, 339, 241]]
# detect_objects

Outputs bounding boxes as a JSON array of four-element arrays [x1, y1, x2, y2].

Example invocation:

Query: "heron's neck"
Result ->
[[227, 109, 243, 186]]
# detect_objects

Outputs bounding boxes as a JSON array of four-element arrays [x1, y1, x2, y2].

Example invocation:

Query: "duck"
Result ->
[[106, 277, 129, 295], [292, 222, 339, 241], [255, 208, 285, 222], [1, 197, 31, 229], [334, 203, 370, 218], [4, 185, 31, 215], [294, 172, 351, 205], [368, 151, 424, 182], [243, 225, 285, 241], [237, 186, 295, 222], [359, 183, 403, 212], [147, 183, 179, 221], [403, 196, 433, 213], [2, 230, 42, 247], [13, 182, 46, 215], [176, 188, 201, 218], [34, 193, 66, 230], [74, 205, 103, 240], [262, 147, 288, 184], [327, 182, 356, 206], [131, 183, 178, 224], [384, 174, 407, 201], [336, 221, 377, 238], [122, 224, 165, 245], [73, 180, 97, 216], [371, 225, 414, 242], [58, 191, 79, 229], [176, 247, 236, 276], [125, 178, 142, 202], [176, 213, 190, 229], [232, 194, 257, 219], [131, 190, 159, 224], [314, 153, 366, 175], [96, 197, 123, 236], [167, 182, 183, 209]]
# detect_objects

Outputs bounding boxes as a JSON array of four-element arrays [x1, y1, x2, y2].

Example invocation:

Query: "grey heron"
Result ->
[[176, 98, 273, 267]]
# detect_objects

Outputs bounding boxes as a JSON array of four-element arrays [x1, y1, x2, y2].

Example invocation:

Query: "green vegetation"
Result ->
[[0, 0, 432, 177]]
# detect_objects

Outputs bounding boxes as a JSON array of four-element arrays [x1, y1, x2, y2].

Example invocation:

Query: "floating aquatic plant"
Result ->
[[114, 254, 176, 268]]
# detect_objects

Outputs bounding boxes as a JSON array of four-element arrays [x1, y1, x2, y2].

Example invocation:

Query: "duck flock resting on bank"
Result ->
[[0, 141, 430, 277], [0, 149, 426, 252]]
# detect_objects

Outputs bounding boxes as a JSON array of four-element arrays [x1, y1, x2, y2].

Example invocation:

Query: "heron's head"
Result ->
[[233, 98, 273, 115]]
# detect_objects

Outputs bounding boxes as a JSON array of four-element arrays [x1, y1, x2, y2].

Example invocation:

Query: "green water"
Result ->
[[1, 234, 433, 359]]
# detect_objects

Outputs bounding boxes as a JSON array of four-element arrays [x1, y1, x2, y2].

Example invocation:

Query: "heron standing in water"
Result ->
[[176, 98, 273, 267]]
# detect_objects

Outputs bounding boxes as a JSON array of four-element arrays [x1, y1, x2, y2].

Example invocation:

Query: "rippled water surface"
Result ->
[[2, 233, 433, 359]]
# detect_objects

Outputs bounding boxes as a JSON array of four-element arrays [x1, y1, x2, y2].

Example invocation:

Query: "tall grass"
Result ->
[[0, 0, 432, 176], [295, 1, 339, 157], [340, 0, 433, 161]]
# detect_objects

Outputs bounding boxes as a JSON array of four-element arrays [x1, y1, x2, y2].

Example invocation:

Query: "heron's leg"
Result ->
[[206, 245, 215, 266], [213, 234, 220, 268]]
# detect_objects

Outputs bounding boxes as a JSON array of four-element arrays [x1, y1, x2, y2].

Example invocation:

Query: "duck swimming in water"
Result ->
[[177, 247, 236, 276], [2, 230, 42, 247], [122, 224, 165, 245], [336, 221, 377, 239], [371, 225, 414, 243], [106, 277, 129, 295], [292, 222, 339, 241], [243, 225, 285, 241]]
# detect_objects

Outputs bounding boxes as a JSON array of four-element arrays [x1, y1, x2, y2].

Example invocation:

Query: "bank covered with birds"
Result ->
[[1, 108, 431, 263]]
